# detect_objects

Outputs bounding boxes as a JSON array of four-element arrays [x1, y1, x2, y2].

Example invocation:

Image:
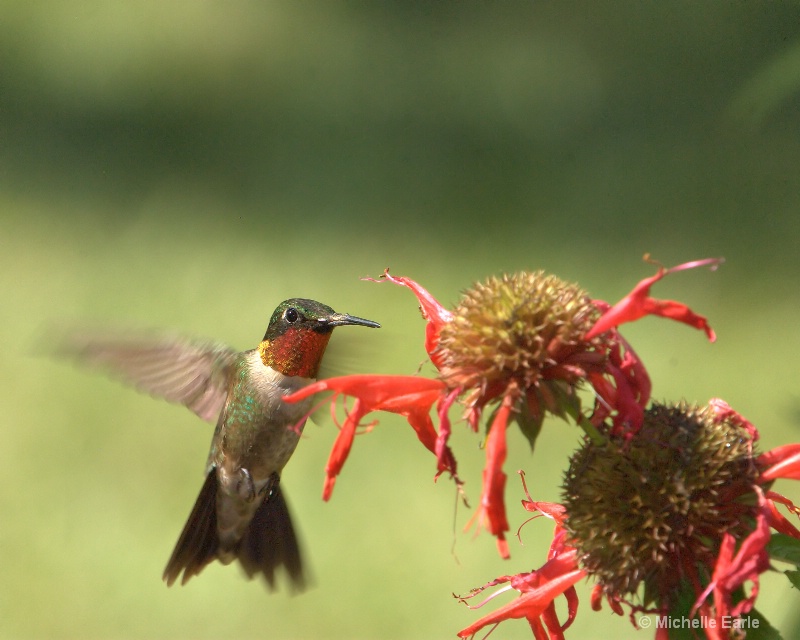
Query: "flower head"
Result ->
[[457, 400, 800, 639], [563, 401, 760, 606], [436, 271, 612, 437], [284, 259, 720, 556]]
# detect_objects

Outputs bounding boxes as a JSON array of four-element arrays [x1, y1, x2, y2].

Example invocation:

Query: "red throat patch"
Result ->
[[258, 328, 332, 378]]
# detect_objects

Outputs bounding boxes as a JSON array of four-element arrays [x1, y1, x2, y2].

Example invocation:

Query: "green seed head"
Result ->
[[562, 402, 759, 606], [435, 272, 609, 432]]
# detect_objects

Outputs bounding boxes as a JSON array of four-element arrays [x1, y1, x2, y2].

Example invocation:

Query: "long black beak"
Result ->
[[322, 313, 381, 329]]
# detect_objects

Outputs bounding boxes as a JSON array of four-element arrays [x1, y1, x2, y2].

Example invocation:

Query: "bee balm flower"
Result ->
[[457, 400, 800, 639], [285, 259, 720, 556]]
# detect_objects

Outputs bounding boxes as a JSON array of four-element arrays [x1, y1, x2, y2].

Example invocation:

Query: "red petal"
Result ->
[[510, 548, 580, 591], [405, 405, 457, 477], [323, 397, 367, 500], [283, 374, 446, 407], [585, 258, 721, 342], [378, 269, 452, 327], [471, 396, 512, 558], [457, 500, 581, 638], [368, 269, 452, 366], [693, 490, 771, 619], [709, 398, 759, 440], [283, 374, 452, 499], [522, 500, 568, 524], [585, 334, 651, 435], [763, 493, 800, 538], [457, 568, 585, 639], [540, 601, 570, 640], [434, 389, 460, 477], [759, 443, 800, 481]]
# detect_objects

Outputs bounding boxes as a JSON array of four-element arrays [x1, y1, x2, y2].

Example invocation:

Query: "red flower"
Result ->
[[284, 260, 719, 556], [284, 375, 455, 500], [690, 489, 771, 636], [456, 474, 584, 640], [584, 257, 721, 342], [457, 401, 800, 639]]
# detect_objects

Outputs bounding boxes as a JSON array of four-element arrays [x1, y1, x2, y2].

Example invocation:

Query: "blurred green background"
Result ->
[[3, 2, 800, 638]]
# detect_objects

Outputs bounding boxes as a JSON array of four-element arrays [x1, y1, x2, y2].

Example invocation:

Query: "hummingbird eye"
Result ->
[[283, 307, 300, 324]]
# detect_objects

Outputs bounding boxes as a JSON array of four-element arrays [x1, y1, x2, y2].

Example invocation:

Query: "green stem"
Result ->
[[576, 414, 606, 445]]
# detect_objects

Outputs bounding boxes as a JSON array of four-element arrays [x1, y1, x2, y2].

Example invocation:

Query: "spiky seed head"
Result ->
[[435, 272, 609, 431], [562, 402, 760, 606]]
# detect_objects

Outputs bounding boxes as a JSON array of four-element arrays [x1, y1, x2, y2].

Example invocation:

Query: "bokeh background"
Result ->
[[4, 2, 800, 638]]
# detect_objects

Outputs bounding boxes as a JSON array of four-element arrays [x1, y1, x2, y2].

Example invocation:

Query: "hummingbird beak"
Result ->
[[322, 313, 381, 329]]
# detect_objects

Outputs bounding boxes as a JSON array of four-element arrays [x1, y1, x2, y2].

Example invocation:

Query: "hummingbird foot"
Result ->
[[235, 468, 257, 502], [259, 472, 281, 499], [233, 468, 281, 503]]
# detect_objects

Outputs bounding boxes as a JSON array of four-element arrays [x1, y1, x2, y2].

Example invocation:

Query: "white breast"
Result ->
[[244, 350, 314, 423]]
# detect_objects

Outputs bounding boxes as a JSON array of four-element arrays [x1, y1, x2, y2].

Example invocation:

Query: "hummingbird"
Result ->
[[64, 299, 380, 589]]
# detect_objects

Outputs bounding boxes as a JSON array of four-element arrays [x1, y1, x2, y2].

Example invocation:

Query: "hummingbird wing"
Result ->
[[60, 332, 239, 423]]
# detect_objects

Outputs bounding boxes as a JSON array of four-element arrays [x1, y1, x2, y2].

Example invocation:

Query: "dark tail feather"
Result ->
[[237, 482, 306, 591], [163, 471, 306, 590], [163, 470, 219, 586]]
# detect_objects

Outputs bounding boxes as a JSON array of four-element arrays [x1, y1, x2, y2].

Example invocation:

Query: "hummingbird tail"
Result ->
[[236, 480, 306, 591], [163, 470, 220, 586], [162, 471, 306, 590]]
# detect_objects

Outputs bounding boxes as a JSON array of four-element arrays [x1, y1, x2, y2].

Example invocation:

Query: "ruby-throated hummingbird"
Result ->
[[65, 299, 380, 589]]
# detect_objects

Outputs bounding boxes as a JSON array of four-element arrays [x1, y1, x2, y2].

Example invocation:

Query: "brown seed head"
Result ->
[[562, 402, 760, 606], [435, 272, 609, 431]]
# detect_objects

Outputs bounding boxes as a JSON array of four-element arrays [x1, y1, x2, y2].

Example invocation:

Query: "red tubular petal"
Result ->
[[402, 408, 437, 454], [590, 585, 604, 611], [479, 397, 512, 558], [283, 374, 446, 407], [586, 334, 651, 435], [405, 405, 458, 479], [371, 269, 452, 366], [523, 501, 568, 525], [605, 362, 645, 434], [509, 549, 580, 592], [763, 494, 800, 538], [529, 616, 549, 640], [283, 374, 452, 498], [759, 443, 800, 481], [540, 594, 576, 638], [765, 489, 800, 516], [585, 258, 721, 342], [282, 379, 332, 403], [693, 491, 771, 619], [560, 585, 579, 632], [709, 397, 759, 440], [457, 569, 585, 639], [322, 398, 367, 500], [616, 336, 651, 407], [435, 389, 460, 477], [456, 542, 581, 638], [379, 269, 453, 328]]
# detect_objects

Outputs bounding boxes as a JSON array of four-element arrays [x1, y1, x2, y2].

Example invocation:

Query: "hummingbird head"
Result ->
[[258, 298, 380, 378]]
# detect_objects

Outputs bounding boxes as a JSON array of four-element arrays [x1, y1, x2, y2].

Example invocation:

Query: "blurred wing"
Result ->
[[309, 331, 382, 426], [61, 332, 239, 423]]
